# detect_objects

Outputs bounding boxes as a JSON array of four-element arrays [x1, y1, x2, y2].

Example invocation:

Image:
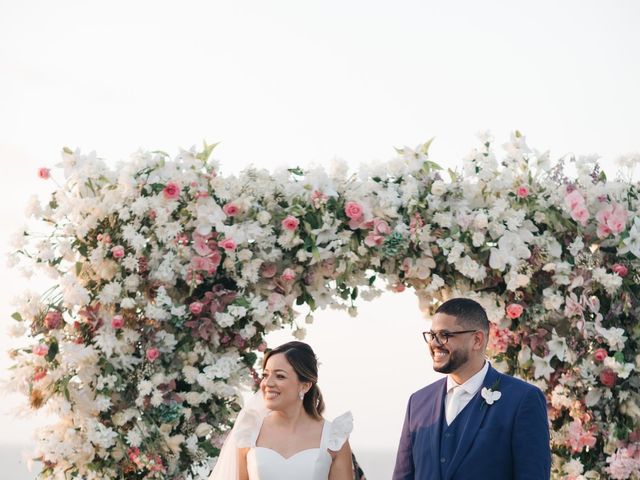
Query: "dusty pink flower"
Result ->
[[565, 189, 586, 211], [163, 181, 181, 200], [44, 311, 62, 329], [571, 205, 590, 226], [391, 283, 406, 293], [282, 215, 300, 231], [111, 315, 125, 329], [33, 344, 49, 356], [311, 190, 328, 207], [567, 419, 597, 453], [223, 202, 240, 217], [33, 367, 47, 382], [594, 348, 608, 362], [612, 263, 629, 277], [111, 245, 125, 259], [281, 268, 296, 282], [219, 238, 236, 251], [516, 185, 529, 198], [506, 303, 524, 319], [146, 347, 160, 362], [37, 168, 51, 180], [260, 263, 277, 278], [344, 201, 364, 220], [257, 342, 268, 352], [189, 302, 204, 315], [193, 233, 213, 256], [600, 368, 617, 387], [596, 202, 628, 238], [364, 233, 384, 247], [190, 254, 220, 274]]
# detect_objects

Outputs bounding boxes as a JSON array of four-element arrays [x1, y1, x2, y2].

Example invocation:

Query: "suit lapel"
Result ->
[[445, 364, 501, 480], [430, 378, 447, 477]]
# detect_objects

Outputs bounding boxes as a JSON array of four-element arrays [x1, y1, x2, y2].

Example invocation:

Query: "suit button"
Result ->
[[440, 457, 446, 463]]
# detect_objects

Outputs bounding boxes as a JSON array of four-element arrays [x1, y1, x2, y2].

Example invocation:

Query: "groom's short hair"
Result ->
[[435, 298, 489, 334]]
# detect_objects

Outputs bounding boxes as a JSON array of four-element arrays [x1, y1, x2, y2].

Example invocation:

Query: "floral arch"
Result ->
[[8, 133, 640, 479]]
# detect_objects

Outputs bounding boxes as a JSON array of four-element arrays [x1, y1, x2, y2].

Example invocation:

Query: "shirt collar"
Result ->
[[446, 360, 489, 395]]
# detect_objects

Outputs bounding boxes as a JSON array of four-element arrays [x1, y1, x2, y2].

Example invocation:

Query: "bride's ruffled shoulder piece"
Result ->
[[326, 411, 353, 452], [209, 392, 268, 479]]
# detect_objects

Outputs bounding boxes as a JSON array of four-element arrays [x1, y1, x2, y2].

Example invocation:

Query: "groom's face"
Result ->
[[428, 313, 471, 374]]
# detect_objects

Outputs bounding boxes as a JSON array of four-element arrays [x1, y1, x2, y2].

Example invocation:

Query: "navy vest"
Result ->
[[438, 393, 477, 480]]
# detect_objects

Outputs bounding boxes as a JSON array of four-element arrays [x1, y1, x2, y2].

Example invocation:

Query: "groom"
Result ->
[[393, 298, 550, 480]]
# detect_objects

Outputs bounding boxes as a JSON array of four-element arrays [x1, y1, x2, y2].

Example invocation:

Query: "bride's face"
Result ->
[[261, 353, 308, 410]]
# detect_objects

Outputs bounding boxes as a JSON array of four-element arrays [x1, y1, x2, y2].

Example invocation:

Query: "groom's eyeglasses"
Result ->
[[422, 330, 478, 345]]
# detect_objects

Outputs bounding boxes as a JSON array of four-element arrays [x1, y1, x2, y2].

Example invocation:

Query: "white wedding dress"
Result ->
[[237, 410, 353, 480], [208, 392, 353, 480]]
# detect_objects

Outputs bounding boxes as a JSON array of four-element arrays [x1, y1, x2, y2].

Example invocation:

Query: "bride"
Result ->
[[209, 341, 354, 480]]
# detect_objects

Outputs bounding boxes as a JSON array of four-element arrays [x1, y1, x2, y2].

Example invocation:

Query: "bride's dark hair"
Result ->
[[262, 341, 325, 420]]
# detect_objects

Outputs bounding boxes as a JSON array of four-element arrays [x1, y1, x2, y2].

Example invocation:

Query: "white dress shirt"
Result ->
[[444, 361, 489, 425]]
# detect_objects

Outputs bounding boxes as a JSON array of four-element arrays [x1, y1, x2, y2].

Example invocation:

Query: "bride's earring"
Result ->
[[299, 391, 305, 401]]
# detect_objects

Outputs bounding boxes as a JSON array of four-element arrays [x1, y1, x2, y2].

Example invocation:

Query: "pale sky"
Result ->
[[1, 1, 640, 478]]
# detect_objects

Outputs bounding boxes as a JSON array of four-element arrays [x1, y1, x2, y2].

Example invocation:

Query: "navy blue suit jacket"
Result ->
[[393, 365, 551, 480]]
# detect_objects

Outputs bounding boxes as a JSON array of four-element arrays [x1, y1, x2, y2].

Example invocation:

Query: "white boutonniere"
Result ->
[[481, 387, 502, 405]]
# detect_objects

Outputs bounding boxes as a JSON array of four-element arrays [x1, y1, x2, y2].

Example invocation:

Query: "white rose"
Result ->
[[430, 180, 447, 196], [257, 211, 271, 225]]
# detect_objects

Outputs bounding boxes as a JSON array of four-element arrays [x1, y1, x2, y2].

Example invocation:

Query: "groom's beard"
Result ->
[[431, 347, 469, 374]]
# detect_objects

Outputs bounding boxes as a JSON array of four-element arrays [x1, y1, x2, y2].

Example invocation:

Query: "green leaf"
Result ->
[[614, 351, 625, 363], [448, 168, 458, 183], [196, 141, 220, 162], [288, 167, 305, 176], [46, 340, 59, 362], [76, 262, 83, 276], [11, 312, 22, 322], [419, 137, 435, 156], [62, 146, 73, 154]]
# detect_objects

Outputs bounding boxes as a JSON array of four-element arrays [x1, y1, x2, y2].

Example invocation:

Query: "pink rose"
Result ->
[[344, 201, 364, 220], [257, 342, 268, 352], [223, 202, 240, 217], [111, 245, 125, 259], [281, 268, 296, 282], [33, 344, 49, 356], [612, 263, 629, 277], [373, 218, 391, 235], [506, 303, 523, 319], [37, 168, 51, 180], [260, 263, 277, 278], [146, 347, 160, 362], [189, 302, 204, 315], [282, 215, 300, 231], [516, 185, 529, 198], [44, 311, 62, 329], [391, 283, 406, 293], [219, 238, 236, 251], [111, 315, 125, 329], [594, 348, 608, 362], [163, 181, 181, 200], [599, 368, 617, 387]]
